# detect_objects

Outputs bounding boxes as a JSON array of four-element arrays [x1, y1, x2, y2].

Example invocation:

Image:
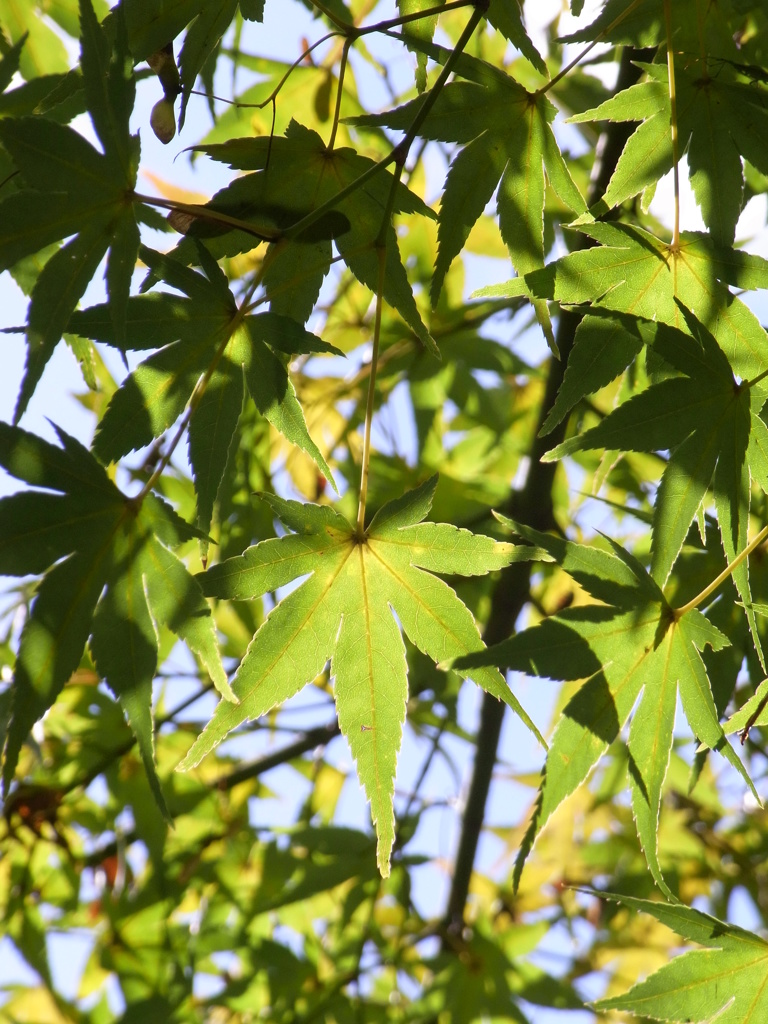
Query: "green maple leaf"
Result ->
[[454, 519, 755, 897], [570, 63, 768, 243], [516, 221, 768, 380], [594, 893, 768, 1022], [68, 244, 337, 537], [544, 307, 768, 669], [177, 477, 546, 875], [0, 0, 140, 420], [0, 34, 24, 93], [118, 0, 206, 62], [484, 0, 547, 79], [397, 0, 445, 94], [177, 0, 238, 126], [560, 0, 744, 57], [538, 311, 652, 435], [0, 422, 232, 815], [177, 120, 437, 352], [345, 73, 586, 350]]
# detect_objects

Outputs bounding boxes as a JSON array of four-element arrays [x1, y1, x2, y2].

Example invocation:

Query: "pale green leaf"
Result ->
[[141, 534, 234, 703], [178, 482, 540, 874], [627, 623, 678, 900], [453, 525, 752, 891], [333, 550, 407, 874], [594, 894, 768, 1023], [526, 223, 768, 379]]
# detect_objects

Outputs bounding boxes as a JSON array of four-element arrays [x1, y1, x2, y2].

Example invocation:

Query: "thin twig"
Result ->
[[673, 524, 768, 619]]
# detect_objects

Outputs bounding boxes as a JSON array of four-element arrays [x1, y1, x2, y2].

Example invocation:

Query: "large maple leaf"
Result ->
[[69, 244, 336, 539], [0, 423, 232, 815], [544, 307, 768, 665], [345, 61, 586, 351], [455, 519, 755, 897], [177, 477, 546, 875], [594, 893, 768, 1023], [0, 0, 140, 419], [481, 221, 768, 380], [170, 120, 437, 351], [570, 62, 768, 243]]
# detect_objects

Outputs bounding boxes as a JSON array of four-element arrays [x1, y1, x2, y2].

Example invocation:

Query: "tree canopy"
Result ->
[[2, 0, 768, 1021]]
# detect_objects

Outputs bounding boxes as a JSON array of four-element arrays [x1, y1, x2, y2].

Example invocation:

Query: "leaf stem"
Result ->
[[354, 4, 485, 534], [746, 365, 768, 391], [327, 37, 352, 150], [663, 0, 680, 249], [357, 0, 474, 36], [202, 31, 340, 111], [358, 135, 410, 522], [673, 523, 768, 618], [314, 0, 473, 39], [356, 249, 386, 537]]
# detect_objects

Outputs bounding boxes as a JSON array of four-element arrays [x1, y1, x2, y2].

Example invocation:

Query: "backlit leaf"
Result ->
[[69, 245, 337, 533], [177, 477, 545, 875], [0, 0, 139, 419], [454, 519, 753, 893], [594, 894, 768, 1023], [545, 308, 767, 662], [0, 422, 229, 811], [186, 121, 437, 352], [346, 76, 585, 349]]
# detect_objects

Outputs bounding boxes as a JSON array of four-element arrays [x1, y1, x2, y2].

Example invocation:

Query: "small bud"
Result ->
[[150, 97, 176, 144]]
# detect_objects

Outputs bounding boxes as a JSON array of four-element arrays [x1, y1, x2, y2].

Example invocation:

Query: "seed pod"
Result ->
[[150, 97, 176, 144]]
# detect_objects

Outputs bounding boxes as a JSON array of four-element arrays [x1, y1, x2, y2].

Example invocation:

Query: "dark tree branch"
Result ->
[[80, 721, 340, 870], [441, 47, 653, 939], [214, 720, 339, 790]]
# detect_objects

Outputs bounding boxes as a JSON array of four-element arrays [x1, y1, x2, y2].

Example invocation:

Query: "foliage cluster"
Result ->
[[2, 0, 768, 1021]]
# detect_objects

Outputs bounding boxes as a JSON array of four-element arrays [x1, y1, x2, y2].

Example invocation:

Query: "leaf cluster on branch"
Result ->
[[1, 0, 768, 1020]]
